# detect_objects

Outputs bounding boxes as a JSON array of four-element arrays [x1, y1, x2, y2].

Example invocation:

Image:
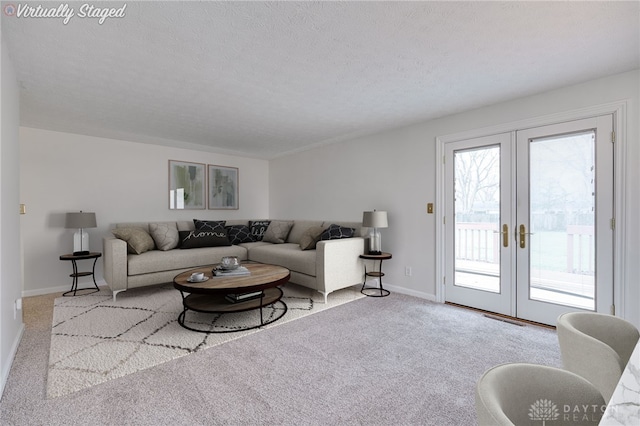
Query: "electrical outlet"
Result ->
[[405, 266, 412, 276], [14, 299, 22, 320]]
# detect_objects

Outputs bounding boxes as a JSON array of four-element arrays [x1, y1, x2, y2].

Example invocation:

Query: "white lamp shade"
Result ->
[[362, 211, 388, 228]]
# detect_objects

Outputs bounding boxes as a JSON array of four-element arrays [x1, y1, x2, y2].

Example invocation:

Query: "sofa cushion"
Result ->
[[127, 245, 248, 275], [320, 224, 355, 241], [112, 227, 156, 255], [263, 220, 294, 244], [181, 222, 230, 249], [238, 241, 272, 251], [249, 220, 271, 241], [248, 243, 316, 277], [299, 226, 325, 250], [149, 222, 180, 251], [225, 224, 255, 245]]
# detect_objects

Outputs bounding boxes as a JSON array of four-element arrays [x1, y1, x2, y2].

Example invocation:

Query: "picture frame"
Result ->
[[168, 160, 206, 209], [208, 165, 239, 210]]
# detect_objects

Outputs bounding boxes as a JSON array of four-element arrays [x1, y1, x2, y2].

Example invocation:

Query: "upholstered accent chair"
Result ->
[[475, 363, 605, 426], [556, 312, 639, 403]]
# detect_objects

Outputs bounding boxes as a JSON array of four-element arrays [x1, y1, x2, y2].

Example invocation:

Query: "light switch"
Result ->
[[427, 203, 434, 214], [19, 204, 26, 215]]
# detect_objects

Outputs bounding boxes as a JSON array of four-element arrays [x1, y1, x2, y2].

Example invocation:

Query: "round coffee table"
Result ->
[[173, 263, 290, 333]]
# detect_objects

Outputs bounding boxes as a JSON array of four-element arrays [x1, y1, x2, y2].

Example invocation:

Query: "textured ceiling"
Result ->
[[2, 1, 639, 159]]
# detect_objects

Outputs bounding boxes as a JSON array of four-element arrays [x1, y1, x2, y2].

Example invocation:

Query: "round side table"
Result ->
[[359, 252, 392, 297], [59, 252, 102, 296]]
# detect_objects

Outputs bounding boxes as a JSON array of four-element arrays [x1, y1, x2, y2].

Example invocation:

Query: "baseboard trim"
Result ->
[[383, 283, 437, 302], [22, 279, 107, 298], [0, 322, 24, 401]]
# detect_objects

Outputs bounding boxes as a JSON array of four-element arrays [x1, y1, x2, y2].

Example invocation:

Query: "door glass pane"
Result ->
[[529, 131, 595, 310], [454, 146, 500, 293]]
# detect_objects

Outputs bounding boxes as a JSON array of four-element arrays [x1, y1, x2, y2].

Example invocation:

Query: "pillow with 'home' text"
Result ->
[[181, 221, 230, 249]]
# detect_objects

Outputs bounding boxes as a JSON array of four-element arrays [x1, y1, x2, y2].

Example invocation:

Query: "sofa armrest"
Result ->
[[103, 236, 128, 294], [316, 237, 365, 295]]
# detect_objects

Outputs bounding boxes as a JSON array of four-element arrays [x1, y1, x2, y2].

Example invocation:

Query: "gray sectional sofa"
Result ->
[[103, 219, 366, 302]]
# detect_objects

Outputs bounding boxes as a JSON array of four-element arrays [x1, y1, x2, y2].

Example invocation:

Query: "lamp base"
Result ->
[[73, 229, 89, 255]]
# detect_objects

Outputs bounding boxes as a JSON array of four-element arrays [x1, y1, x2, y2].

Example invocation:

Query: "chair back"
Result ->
[[556, 312, 639, 403], [476, 363, 605, 425]]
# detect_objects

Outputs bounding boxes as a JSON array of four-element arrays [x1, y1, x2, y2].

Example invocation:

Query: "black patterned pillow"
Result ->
[[181, 221, 230, 249], [193, 219, 226, 231], [320, 224, 355, 241], [249, 220, 271, 241], [225, 224, 255, 245]]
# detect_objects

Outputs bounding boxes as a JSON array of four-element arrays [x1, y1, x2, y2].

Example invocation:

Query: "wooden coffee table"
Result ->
[[173, 263, 290, 333]]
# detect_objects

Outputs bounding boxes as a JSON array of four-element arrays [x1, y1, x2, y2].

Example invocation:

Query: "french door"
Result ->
[[444, 116, 614, 325]]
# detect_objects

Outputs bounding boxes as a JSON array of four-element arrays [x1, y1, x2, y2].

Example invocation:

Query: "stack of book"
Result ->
[[225, 291, 263, 303], [212, 266, 251, 277]]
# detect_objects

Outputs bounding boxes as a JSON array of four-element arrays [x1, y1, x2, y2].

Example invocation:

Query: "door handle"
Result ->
[[493, 225, 509, 248], [519, 224, 534, 248], [502, 224, 509, 248]]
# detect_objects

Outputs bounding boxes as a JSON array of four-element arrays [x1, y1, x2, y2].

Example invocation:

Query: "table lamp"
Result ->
[[65, 211, 97, 255], [362, 210, 388, 255]]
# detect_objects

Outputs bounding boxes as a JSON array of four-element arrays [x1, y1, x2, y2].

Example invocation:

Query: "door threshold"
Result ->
[[445, 302, 556, 330]]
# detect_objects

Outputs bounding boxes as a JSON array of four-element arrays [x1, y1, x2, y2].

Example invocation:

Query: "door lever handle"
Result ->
[[502, 224, 508, 248], [493, 225, 509, 248], [519, 224, 534, 248]]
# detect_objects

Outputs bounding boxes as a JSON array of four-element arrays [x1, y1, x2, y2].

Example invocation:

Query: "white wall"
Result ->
[[269, 70, 640, 326], [19, 128, 270, 295], [1, 39, 24, 398]]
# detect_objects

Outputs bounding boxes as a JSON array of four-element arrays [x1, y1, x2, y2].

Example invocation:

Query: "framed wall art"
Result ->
[[208, 165, 239, 210], [168, 160, 206, 209]]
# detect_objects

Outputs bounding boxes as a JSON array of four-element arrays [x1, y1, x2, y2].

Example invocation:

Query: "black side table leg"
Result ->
[[360, 263, 368, 292], [71, 259, 79, 296], [90, 257, 100, 291]]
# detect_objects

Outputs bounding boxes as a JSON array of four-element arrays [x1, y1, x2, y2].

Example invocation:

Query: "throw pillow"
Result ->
[[177, 230, 190, 248], [193, 219, 226, 231], [225, 224, 255, 245], [299, 226, 325, 250], [263, 220, 294, 244], [249, 220, 271, 241], [320, 224, 356, 241], [181, 221, 231, 249], [112, 227, 155, 255], [148, 222, 179, 251]]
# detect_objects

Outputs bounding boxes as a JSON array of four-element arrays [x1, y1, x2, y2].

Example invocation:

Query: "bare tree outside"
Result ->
[[454, 146, 500, 215]]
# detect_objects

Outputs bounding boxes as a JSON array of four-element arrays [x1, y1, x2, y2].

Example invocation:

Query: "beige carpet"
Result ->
[[47, 282, 364, 398]]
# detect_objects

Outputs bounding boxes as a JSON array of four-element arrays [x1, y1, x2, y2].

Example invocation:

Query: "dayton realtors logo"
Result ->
[[3, 3, 126, 25], [529, 399, 605, 425]]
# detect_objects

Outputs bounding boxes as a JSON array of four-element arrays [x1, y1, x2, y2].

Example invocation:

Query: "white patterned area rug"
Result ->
[[47, 283, 364, 398]]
